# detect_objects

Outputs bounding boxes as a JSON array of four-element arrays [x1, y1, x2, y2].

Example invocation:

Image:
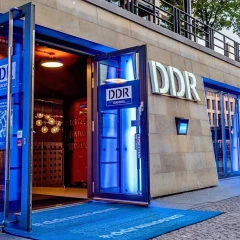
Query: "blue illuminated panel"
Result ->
[[0, 44, 22, 214], [179, 122, 188, 134]]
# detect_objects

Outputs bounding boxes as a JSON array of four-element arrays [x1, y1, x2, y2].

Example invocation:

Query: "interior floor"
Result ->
[[32, 187, 88, 199]]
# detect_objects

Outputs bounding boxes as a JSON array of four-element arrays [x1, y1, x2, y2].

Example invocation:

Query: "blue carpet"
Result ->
[[5, 202, 222, 240]]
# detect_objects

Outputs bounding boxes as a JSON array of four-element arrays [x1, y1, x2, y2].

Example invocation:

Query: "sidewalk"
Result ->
[[152, 176, 240, 209], [0, 177, 240, 239]]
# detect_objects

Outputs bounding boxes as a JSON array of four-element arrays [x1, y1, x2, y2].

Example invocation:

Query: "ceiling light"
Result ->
[[36, 120, 43, 126], [48, 118, 55, 125], [41, 59, 63, 68], [105, 78, 127, 84], [41, 126, 48, 133]]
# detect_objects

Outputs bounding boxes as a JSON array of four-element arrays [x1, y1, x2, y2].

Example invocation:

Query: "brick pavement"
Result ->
[[153, 196, 240, 240]]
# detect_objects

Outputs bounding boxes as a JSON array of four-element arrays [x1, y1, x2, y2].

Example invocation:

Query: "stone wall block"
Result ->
[[150, 172, 177, 197], [184, 152, 206, 171], [209, 67, 224, 83], [198, 51, 216, 69], [188, 119, 202, 136], [147, 46, 172, 66], [228, 65, 240, 78], [56, 0, 98, 24], [193, 136, 205, 152], [148, 95, 167, 115], [149, 134, 162, 154], [157, 37, 181, 55], [34, 2, 58, 29], [176, 171, 199, 192], [214, 59, 230, 74], [205, 152, 217, 168], [175, 100, 190, 118], [36, 0, 57, 8], [191, 61, 210, 78], [196, 168, 218, 188], [194, 75, 205, 91], [176, 135, 189, 153], [180, 44, 199, 62], [116, 33, 144, 49], [170, 53, 186, 71], [198, 104, 209, 121], [149, 114, 157, 134], [155, 115, 176, 135], [97, 8, 131, 36], [223, 73, 237, 86], [201, 120, 211, 136], [158, 135, 177, 153], [160, 152, 186, 172], [149, 153, 162, 175]]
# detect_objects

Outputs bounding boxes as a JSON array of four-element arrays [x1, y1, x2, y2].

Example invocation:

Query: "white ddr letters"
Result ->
[[149, 60, 200, 101]]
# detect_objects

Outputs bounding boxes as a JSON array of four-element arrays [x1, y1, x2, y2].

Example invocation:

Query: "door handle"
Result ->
[[138, 101, 144, 116]]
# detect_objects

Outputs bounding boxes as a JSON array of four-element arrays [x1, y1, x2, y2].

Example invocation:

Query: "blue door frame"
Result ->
[[204, 77, 240, 177], [92, 45, 150, 205], [0, 2, 35, 232]]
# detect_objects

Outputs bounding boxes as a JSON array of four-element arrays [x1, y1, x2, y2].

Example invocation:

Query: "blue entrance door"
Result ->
[[92, 46, 149, 205], [0, 3, 35, 232]]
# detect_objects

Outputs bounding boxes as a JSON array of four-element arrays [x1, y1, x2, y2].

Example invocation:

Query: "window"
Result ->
[[226, 114, 229, 126], [208, 113, 212, 125], [207, 99, 210, 109], [212, 100, 215, 110]]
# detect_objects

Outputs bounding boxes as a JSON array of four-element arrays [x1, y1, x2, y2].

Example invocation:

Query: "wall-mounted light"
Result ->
[[105, 78, 127, 84], [175, 117, 189, 135]]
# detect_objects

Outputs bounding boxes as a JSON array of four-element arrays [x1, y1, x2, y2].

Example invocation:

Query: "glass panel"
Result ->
[[100, 164, 118, 190], [99, 53, 138, 85], [100, 139, 118, 163]]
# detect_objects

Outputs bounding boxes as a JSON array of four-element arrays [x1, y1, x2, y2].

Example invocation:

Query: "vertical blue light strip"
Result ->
[[232, 102, 239, 171], [120, 54, 138, 194]]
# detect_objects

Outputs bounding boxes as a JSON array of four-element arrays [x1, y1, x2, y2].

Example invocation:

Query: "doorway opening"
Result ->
[[32, 44, 89, 209]]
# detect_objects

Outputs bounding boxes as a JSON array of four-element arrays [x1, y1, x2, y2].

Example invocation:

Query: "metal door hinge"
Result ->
[[92, 121, 94, 132], [92, 182, 94, 193], [92, 78, 94, 88]]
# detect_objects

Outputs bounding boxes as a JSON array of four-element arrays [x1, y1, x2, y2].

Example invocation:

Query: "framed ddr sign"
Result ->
[[98, 80, 140, 111]]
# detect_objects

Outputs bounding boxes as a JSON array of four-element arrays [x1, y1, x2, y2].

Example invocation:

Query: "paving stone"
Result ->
[[154, 196, 240, 240]]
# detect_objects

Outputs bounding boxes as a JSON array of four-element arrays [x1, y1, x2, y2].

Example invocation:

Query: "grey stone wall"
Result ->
[[2, 0, 240, 197]]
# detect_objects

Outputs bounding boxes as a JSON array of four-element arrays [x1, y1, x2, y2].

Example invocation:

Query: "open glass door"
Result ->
[[92, 45, 149, 205], [0, 3, 35, 232]]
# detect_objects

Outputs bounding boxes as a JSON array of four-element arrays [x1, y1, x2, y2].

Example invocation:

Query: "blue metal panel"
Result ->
[[203, 77, 240, 94]]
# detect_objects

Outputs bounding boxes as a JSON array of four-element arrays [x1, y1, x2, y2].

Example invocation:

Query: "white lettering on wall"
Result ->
[[149, 60, 200, 102]]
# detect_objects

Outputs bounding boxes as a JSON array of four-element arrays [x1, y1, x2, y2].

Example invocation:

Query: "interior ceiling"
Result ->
[[34, 45, 87, 99], [35, 45, 80, 66], [0, 42, 87, 99]]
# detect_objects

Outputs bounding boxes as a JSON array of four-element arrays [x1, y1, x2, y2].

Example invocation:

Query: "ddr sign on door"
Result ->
[[98, 80, 140, 111]]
